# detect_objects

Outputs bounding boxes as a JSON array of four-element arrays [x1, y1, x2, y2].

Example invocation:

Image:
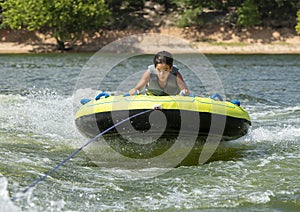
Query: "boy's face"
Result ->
[[155, 63, 172, 82]]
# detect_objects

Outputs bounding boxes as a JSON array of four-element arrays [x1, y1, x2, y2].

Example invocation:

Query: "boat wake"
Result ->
[[0, 89, 77, 141], [0, 176, 20, 212]]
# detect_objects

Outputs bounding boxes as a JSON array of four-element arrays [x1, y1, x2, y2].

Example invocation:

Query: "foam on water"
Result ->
[[1, 53, 300, 211], [243, 103, 300, 145], [245, 125, 300, 145], [0, 176, 21, 212], [0, 90, 299, 211], [249, 104, 300, 121], [0, 89, 78, 141], [1, 86, 299, 143]]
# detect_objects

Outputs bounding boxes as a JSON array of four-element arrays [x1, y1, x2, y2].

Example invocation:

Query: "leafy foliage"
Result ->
[[237, 0, 261, 27], [170, 0, 203, 27], [0, 0, 110, 49], [296, 10, 300, 35], [256, 0, 299, 25], [105, 0, 147, 29], [178, 7, 204, 27], [0, 0, 299, 47]]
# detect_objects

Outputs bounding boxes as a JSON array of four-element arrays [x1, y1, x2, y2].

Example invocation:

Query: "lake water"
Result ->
[[0, 53, 299, 211]]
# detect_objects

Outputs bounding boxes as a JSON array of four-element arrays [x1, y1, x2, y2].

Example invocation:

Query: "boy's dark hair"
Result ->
[[153, 51, 173, 67]]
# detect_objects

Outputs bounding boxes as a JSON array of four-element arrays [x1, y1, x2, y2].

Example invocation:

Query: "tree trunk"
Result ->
[[56, 38, 65, 51]]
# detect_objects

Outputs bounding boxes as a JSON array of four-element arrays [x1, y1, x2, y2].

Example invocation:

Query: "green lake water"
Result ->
[[0, 53, 299, 211]]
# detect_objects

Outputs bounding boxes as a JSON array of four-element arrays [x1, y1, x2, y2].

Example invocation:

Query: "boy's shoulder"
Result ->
[[147, 64, 155, 73], [171, 65, 179, 74]]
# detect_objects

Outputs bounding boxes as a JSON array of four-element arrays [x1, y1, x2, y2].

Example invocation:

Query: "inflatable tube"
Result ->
[[75, 95, 251, 142]]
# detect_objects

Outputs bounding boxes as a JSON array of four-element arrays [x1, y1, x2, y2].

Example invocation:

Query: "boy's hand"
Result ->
[[129, 88, 140, 95], [179, 89, 190, 96]]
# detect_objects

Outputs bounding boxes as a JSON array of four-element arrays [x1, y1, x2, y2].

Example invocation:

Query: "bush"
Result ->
[[237, 0, 261, 27], [0, 0, 110, 50], [296, 9, 300, 34], [178, 7, 204, 28]]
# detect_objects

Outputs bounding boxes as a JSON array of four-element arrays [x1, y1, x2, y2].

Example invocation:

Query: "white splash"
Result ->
[[0, 177, 21, 212], [0, 89, 77, 140]]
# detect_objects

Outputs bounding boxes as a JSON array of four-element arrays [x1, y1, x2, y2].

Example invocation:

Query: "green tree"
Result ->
[[105, 0, 146, 29], [296, 9, 300, 34], [170, 0, 239, 28], [0, 0, 110, 50], [170, 0, 204, 27], [256, 0, 299, 27], [237, 0, 261, 27]]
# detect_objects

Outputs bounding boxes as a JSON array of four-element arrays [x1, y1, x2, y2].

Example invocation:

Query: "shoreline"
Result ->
[[1, 42, 300, 54], [1, 27, 299, 54]]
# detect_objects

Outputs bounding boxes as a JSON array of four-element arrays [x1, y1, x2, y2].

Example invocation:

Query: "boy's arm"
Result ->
[[176, 72, 190, 95], [129, 70, 151, 95]]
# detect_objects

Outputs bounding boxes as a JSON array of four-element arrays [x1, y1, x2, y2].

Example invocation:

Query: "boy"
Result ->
[[129, 51, 190, 96]]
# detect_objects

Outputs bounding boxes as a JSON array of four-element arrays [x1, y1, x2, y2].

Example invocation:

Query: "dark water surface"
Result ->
[[0, 53, 299, 211]]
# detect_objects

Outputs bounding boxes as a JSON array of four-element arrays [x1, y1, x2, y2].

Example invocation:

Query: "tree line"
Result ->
[[1, 0, 299, 50]]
